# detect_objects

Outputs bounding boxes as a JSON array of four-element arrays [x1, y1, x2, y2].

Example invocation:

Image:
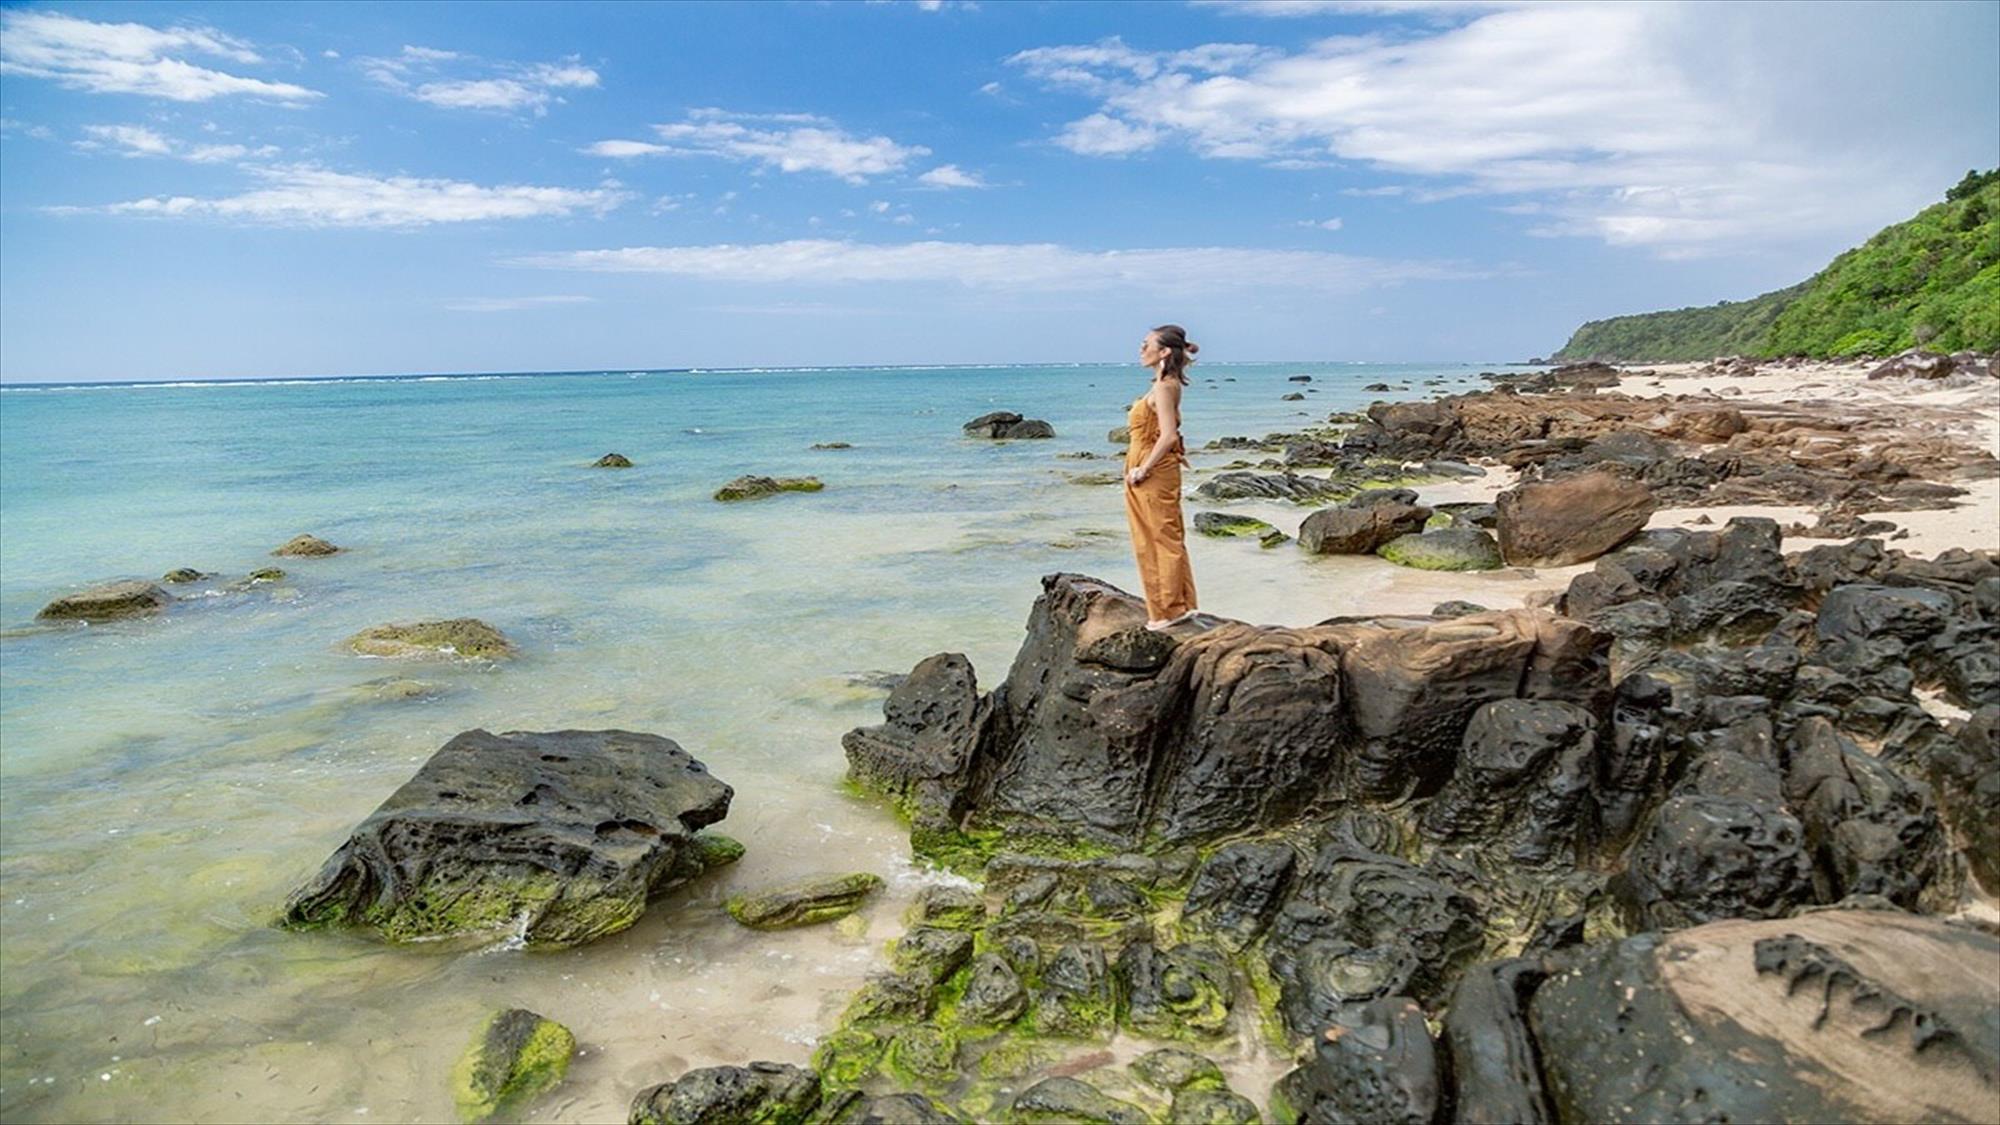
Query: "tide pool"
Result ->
[[0, 360, 1497, 1122]]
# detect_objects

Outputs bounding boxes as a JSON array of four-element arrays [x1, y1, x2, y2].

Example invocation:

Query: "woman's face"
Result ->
[[1139, 333, 1164, 368]]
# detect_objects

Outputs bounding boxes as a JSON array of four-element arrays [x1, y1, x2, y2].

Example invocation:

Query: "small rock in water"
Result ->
[[592, 453, 633, 468], [450, 1008, 573, 1123], [1130, 1047, 1225, 1093], [346, 618, 516, 660], [36, 580, 173, 622], [272, 533, 341, 557], [726, 872, 884, 930], [714, 474, 825, 501], [160, 568, 211, 584], [350, 676, 448, 703], [1431, 600, 1489, 618], [1376, 527, 1504, 571], [811, 441, 853, 450], [1010, 1077, 1150, 1125]]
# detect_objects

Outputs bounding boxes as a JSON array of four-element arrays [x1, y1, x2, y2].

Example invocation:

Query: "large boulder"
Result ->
[[281, 729, 734, 948], [36, 580, 173, 621], [1529, 911, 2000, 1124], [1496, 471, 1656, 567], [1298, 503, 1431, 555]]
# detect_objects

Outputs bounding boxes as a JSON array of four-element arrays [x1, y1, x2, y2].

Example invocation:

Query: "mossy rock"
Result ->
[[693, 833, 746, 869], [273, 533, 341, 557], [1375, 528, 1503, 572], [629, 1061, 821, 1125], [346, 618, 518, 660], [727, 872, 882, 929], [450, 1008, 574, 1123], [36, 580, 173, 621], [1172, 1089, 1261, 1124], [161, 567, 211, 584], [812, 1027, 886, 1089], [906, 884, 987, 931], [1193, 512, 1278, 539], [893, 927, 976, 984], [1131, 1047, 1226, 1093], [714, 475, 825, 501], [884, 1025, 960, 1088], [1011, 1077, 1151, 1124], [593, 453, 633, 468], [843, 972, 935, 1026]]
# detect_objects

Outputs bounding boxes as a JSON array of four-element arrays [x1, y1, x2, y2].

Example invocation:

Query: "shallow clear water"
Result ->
[[0, 361, 1512, 1122]]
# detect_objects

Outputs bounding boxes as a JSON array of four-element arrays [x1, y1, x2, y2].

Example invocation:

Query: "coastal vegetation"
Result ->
[[1554, 169, 2000, 361]]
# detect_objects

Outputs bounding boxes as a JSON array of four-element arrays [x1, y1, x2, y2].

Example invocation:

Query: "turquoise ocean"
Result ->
[[0, 361, 1503, 1122]]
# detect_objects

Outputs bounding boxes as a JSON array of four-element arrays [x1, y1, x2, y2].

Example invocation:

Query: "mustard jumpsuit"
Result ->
[[1124, 388, 1198, 621]]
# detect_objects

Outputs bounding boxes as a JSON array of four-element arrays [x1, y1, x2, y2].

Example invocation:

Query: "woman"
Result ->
[[1125, 324, 1201, 630]]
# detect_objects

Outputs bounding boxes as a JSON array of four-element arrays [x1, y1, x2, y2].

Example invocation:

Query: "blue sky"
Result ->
[[1, 0, 1994, 382]]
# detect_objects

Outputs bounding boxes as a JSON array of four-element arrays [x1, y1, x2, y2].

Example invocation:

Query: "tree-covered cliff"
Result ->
[[1553, 170, 1999, 361]]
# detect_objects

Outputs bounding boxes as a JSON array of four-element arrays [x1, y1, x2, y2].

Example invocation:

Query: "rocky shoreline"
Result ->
[[110, 358, 1997, 1122]]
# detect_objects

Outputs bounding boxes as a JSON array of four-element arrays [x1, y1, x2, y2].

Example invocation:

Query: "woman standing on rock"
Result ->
[[1126, 325, 1201, 630]]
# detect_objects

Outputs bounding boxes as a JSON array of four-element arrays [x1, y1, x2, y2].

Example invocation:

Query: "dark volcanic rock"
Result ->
[[1529, 911, 2000, 1124], [1784, 717, 1947, 908], [1194, 470, 1353, 504], [1497, 471, 1656, 567], [1618, 792, 1814, 930], [840, 652, 994, 847], [629, 1061, 820, 1125], [1440, 959, 1553, 1125], [36, 579, 173, 621], [1182, 840, 1297, 952], [1010, 1077, 1148, 1124], [1116, 940, 1233, 1039], [593, 453, 633, 468], [1272, 996, 1442, 1125], [281, 728, 733, 948], [964, 411, 1055, 439], [1419, 699, 1600, 866], [1928, 705, 2000, 893]]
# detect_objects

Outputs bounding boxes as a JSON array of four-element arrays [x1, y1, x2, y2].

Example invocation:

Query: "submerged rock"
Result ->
[[714, 475, 825, 501], [36, 580, 173, 621], [347, 618, 516, 660], [594, 453, 633, 468], [281, 728, 733, 947], [450, 1008, 574, 1123], [161, 567, 211, 584], [726, 872, 883, 930], [273, 533, 341, 557], [629, 1061, 821, 1125], [1376, 528, 1503, 571], [1529, 911, 2000, 1124]]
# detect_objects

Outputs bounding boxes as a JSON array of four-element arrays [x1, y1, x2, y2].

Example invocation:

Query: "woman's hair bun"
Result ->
[[1185, 341, 1200, 355]]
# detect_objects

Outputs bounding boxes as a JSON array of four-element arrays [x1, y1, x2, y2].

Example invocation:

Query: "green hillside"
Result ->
[[1553, 170, 2000, 361]]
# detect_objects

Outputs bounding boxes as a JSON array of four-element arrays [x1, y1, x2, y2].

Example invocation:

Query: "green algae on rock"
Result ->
[[346, 618, 517, 660], [161, 567, 211, 584], [280, 728, 734, 948], [593, 452, 633, 468], [450, 1008, 574, 1123], [728, 872, 884, 930], [1375, 527, 1503, 571], [714, 474, 825, 501], [35, 579, 173, 622], [1193, 512, 1279, 539], [1010, 1076, 1151, 1124]]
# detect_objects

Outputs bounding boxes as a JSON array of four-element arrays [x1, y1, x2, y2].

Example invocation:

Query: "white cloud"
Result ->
[[361, 46, 598, 115], [510, 238, 1487, 293], [587, 139, 670, 158], [1298, 217, 1344, 230], [75, 123, 276, 162], [322, 49, 341, 59], [917, 163, 990, 189], [1054, 113, 1162, 157], [0, 118, 57, 140], [1008, 6, 1979, 257], [1189, 1, 1517, 16], [592, 109, 929, 183], [443, 295, 595, 312], [0, 9, 320, 102], [58, 166, 630, 227]]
